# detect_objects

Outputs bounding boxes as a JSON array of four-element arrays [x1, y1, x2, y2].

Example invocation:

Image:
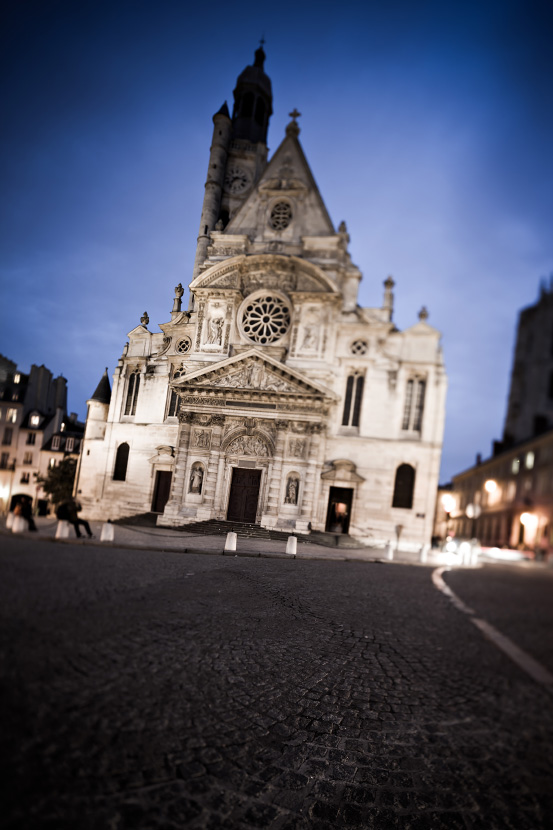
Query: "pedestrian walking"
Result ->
[[20, 496, 37, 532], [57, 499, 93, 539]]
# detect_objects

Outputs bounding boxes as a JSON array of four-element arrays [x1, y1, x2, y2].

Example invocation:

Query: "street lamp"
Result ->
[[484, 479, 497, 494], [441, 493, 456, 538], [466, 503, 481, 539]]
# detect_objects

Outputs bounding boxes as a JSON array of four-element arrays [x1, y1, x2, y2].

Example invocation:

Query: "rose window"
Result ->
[[351, 340, 368, 356], [269, 202, 292, 231], [241, 296, 291, 344], [175, 337, 191, 354]]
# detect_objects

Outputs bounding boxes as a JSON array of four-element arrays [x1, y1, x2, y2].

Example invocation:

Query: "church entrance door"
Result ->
[[227, 468, 262, 523], [325, 486, 353, 534], [152, 470, 172, 513]]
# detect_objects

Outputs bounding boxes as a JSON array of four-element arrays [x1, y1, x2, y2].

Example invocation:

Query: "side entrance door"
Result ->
[[325, 486, 354, 534], [227, 468, 262, 523], [152, 470, 172, 513]]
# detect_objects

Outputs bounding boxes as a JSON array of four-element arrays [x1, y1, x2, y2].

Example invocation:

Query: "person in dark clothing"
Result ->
[[20, 496, 37, 531], [58, 499, 93, 538]]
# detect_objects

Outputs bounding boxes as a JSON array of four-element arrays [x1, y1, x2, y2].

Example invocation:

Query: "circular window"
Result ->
[[241, 295, 291, 345], [351, 340, 368, 356], [269, 202, 292, 231], [175, 337, 191, 354]]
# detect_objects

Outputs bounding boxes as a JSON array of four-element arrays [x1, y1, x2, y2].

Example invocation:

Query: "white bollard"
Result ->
[[55, 520, 71, 539], [224, 531, 237, 552], [6, 512, 14, 530], [420, 544, 429, 564], [286, 535, 297, 556], [385, 542, 394, 561], [12, 515, 27, 534], [100, 522, 115, 542]]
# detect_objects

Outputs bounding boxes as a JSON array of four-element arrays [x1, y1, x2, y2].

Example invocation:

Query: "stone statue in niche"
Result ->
[[189, 464, 204, 494], [285, 476, 299, 505], [192, 429, 210, 448], [207, 317, 224, 345]]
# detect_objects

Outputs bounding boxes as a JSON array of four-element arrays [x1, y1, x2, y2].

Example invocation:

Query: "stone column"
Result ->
[[160, 411, 194, 525], [197, 414, 225, 520], [298, 423, 326, 532], [262, 419, 288, 525]]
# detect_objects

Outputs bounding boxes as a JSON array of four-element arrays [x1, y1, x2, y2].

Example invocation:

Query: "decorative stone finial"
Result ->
[[338, 221, 347, 233], [171, 283, 184, 314], [383, 276, 394, 322], [384, 275, 395, 289], [418, 306, 429, 321], [141, 311, 149, 326], [215, 218, 224, 231], [286, 108, 301, 138]]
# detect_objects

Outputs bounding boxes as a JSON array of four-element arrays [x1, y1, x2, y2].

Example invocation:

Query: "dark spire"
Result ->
[[232, 46, 273, 144], [90, 368, 111, 404], [214, 101, 230, 119]]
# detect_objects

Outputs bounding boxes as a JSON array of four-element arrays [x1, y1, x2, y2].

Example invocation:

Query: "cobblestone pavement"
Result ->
[[1, 537, 552, 829]]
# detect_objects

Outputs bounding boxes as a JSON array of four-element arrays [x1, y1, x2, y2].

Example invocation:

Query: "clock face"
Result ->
[[224, 165, 250, 194]]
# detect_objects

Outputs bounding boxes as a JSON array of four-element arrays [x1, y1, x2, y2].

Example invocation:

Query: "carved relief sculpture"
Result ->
[[207, 317, 224, 345], [192, 428, 211, 449], [289, 438, 306, 458], [227, 435, 269, 456]]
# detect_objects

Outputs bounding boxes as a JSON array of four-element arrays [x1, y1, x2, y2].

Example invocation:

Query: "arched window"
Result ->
[[342, 374, 364, 427], [240, 92, 254, 117], [167, 389, 179, 418], [124, 370, 140, 416], [113, 443, 129, 481], [402, 378, 425, 431], [392, 464, 415, 509]]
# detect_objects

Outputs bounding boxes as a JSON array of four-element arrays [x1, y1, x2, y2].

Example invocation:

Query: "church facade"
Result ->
[[77, 48, 447, 549]]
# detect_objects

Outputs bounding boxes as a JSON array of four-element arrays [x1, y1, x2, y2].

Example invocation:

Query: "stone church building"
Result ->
[[77, 47, 447, 549]]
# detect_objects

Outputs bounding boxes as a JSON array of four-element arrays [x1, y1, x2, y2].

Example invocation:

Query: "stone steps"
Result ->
[[181, 519, 309, 543]]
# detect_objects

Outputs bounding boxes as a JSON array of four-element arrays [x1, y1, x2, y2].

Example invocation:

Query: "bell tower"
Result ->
[[191, 46, 273, 281]]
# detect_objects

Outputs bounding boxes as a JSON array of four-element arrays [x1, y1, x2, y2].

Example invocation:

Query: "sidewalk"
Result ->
[[0, 514, 453, 566]]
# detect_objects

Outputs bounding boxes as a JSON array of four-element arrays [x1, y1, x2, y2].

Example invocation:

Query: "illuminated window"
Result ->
[[49, 458, 56, 468], [392, 464, 416, 509], [124, 371, 140, 416], [525, 451, 535, 469], [52, 436, 61, 450], [30, 414, 40, 426], [113, 443, 129, 481], [14, 374, 20, 384], [60, 422, 66, 432], [511, 457, 520, 474], [342, 374, 364, 427], [7, 409, 17, 424], [402, 379, 426, 431], [23, 452, 33, 465]]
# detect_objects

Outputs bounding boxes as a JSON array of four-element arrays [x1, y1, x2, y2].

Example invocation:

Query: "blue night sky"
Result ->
[[1, 0, 552, 482]]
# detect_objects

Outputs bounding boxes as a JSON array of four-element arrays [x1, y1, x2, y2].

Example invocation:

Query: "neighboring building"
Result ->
[[441, 283, 553, 554], [77, 48, 447, 549], [503, 280, 553, 444], [0, 357, 83, 514]]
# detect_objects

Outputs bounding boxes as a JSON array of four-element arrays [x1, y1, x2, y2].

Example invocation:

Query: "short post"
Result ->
[[12, 515, 27, 534], [286, 535, 297, 556], [55, 520, 70, 539], [6, 512, 14, 530], [100, 521, 115, 542], [420, 543, 429, 564], [224, 531, 237, 552], [385, 541, 394, 561]]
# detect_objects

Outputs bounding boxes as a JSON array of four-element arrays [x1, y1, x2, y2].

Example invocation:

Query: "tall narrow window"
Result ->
[[113, 443, 129, 481], [402, 378, 426, 431], [167, 389, 179, 418], [392, 464, 415, 509], [125, 371, 140, 416], [342, 374, 364, 427]]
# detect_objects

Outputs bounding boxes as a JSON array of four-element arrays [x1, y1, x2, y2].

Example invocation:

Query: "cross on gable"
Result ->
[[289, 108, 301, 121]]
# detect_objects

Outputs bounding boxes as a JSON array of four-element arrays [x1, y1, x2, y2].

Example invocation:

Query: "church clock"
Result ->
[[224, 164, 251, 194]]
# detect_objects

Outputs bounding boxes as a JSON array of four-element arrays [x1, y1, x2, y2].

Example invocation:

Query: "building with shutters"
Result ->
[[76, 47, 447, 549]]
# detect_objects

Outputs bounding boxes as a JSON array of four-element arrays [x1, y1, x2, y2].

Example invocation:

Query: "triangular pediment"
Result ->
[[226, 131, 335, 238], [172, 349, 337, 400]]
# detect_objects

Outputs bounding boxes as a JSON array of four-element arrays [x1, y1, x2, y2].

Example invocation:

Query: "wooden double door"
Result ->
[[227, 468, 262, 523]]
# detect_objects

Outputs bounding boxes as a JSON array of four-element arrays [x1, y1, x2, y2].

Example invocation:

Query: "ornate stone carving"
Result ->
[[191, 428, 211, 449], [208, 363, 296, 393], [206, 316, 224, 345], [226, 435, 269, 457], [211, 414, 225, 426], [195, 303, 205, 349], [289, 437, 306, 458]]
